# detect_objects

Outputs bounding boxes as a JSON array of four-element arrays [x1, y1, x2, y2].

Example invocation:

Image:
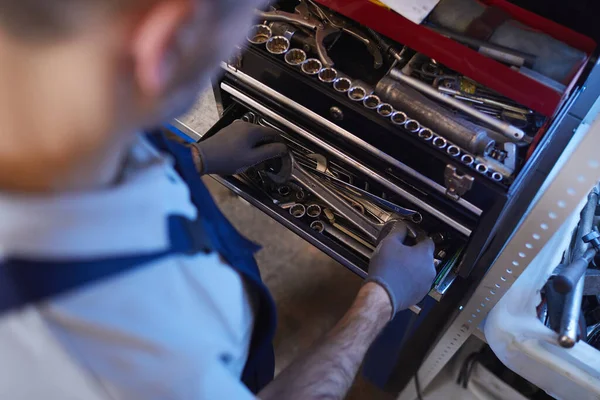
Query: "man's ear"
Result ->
[[130, 0, 192, 98]]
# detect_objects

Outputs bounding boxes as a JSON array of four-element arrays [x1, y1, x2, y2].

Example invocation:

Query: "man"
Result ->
[[0, 0, 436, 399]]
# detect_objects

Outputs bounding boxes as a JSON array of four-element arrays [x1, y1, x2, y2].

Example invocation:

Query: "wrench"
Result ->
[[267, 153, 388, 243], [311, 220, 373, 259], [308, 166, 423, 223]]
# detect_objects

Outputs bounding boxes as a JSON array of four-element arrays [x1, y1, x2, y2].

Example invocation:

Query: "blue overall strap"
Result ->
[[146, 130, 277, 393], [0, 216, 208, 314]]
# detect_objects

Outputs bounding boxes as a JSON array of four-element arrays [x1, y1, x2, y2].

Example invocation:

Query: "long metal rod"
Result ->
[[220, 62, 483, 217], [221, 82, 473, 237], [558, 189, 598, 347], [389, 68, 525, 141]]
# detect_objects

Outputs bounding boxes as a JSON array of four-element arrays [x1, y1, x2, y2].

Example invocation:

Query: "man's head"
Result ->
[[0, 0, 265, 191]]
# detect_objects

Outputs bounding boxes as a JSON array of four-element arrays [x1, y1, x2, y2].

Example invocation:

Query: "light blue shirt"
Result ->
[[0, 136, 257, 400]]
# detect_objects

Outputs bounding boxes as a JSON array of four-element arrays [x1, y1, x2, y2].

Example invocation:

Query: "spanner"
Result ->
[[267, 153, 389, 244]]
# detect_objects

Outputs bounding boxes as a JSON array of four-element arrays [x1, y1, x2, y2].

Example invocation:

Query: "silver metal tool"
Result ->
[[377, 103, 394, 118], [278, 186, 291, 196], [427, 25, 537, 68], [307, 204, 323, 218], [256, 0, 383, 69], [289, 203, 307, 218], [558, 189, 599, 348], [285, 48, 307, 66], [247, 24, 272, 44], [266, 36, 290, 55], [308, 167, 423, 224], [312, 220, 373, 259], [554, 232, 600, 294], [376, 76, 496, 155], [348, 86, 367, 102], [391, 111, 408, 126], [267, 153, 391, 243], [323, 209, 376, 251], [301, 58, 322, 75], [389, 68, 525, 141], [318, 68, 338, 83], [333, 77, 351, 92], [305, 0, 383, 69], [437, 86, 532, 116], [310, 220, 325, 233], [363, 95, 381, 110]]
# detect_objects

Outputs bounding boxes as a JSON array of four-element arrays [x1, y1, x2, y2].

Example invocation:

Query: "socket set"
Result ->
[[246, 15, 538, 185]]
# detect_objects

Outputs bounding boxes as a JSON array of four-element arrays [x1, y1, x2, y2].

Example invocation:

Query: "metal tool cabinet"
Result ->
[[397, 75, 600, 399], [169, 0, 600, 396]]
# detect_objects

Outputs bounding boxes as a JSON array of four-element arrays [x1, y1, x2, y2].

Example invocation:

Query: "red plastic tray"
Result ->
[[314, 0, 596, 117]]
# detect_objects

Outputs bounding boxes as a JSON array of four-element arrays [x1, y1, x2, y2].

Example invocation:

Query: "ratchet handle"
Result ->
[[553, 248, 597, 294]]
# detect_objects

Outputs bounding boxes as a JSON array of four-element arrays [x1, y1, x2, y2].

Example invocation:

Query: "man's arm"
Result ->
[[260, 222, 436, 400], [259, 282, 390, 400]]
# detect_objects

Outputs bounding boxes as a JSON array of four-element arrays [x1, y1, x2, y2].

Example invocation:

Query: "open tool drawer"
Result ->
[[169, 0, 600, 392], [183, 98, 472, 310]]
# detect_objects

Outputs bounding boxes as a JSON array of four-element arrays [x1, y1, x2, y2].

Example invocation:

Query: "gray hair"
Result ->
[[0, 0, 136, 39]]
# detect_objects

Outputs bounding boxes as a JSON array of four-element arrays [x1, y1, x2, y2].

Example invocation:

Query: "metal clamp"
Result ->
[[444, 165, 474, 201]]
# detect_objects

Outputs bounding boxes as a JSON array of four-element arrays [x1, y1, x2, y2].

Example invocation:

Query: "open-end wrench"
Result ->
[[308, 165, 423, 224], [267, 153, 388, 244]]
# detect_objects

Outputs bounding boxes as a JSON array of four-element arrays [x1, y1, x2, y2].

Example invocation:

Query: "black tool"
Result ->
[[554, 230, 600, 294]]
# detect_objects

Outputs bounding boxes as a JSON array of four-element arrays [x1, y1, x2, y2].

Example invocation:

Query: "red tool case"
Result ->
[[314, 0, 597, 117]]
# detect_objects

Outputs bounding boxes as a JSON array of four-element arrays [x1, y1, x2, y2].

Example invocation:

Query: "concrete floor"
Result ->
[[180, 91, 394, 399]]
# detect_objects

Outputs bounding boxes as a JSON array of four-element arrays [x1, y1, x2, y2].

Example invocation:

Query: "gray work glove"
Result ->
[[192, 120, 288, 175], [367, 221, 436, 316]]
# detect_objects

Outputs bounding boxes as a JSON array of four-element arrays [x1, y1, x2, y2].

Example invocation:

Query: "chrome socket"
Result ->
[[406, 120, 422, 133], [432, 136, 448, 149], [418, 127, 433, 140], [307, 204, 322, 218], [411, 213, 424, 224], [247, 24, 272, 45], [284, 48, 307, 66], [348, 86, 367, 102], [333, 77, 352, 93], [266, 35, 290, 55], [391, 111, 408, 126], [318, 67, 338, 83], [295, 190, 306, 201], [475, 163, 489, 174], [491, 172, 503, 182], [461, 154, 475, 166], [310, 220, 325, 234], [278, 186, 291, 196], [289, 204, 307, 218], [446, 145, 461, 157], [363, 95, 381, 110], [377, 103, 394, 118], [301, 58, 322, 75]]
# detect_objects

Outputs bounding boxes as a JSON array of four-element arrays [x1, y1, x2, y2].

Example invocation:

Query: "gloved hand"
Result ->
[[366, 221, 436, 317], [191, 120, 288, 175]]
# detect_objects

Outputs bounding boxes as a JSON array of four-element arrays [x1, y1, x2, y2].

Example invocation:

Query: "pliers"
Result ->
[[255, 0, 383, 69]]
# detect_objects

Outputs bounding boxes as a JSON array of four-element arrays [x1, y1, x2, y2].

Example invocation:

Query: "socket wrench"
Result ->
[[267, 153, 388, 243]]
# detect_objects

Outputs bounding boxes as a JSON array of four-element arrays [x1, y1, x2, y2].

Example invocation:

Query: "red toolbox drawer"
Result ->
[[315, 0, 596, 117]]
